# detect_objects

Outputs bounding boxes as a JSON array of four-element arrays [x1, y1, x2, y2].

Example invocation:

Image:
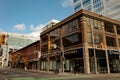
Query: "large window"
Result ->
[[50, 28, 60, 40], [104, 22, 115, 33], [86, 17, 102, 30], [63, 33, 82, 47], [82, 0, 91, 7], [106, 36, 116, 47], [86, 5, 92, 11], [74, 0, 79, 3], [88, 32, 92, 43], [119, 39, 120, 48], [41, 34, 48, 52], [41, 44, 48, 52], [94, 34, 103, 44], [74, 3, 81, 12], [116, 26, 120, 35], [62, 19, 78, 35], [0, 49, 3, 56], [41, 34, 48, 43], [93, 19, 101, 29], [86, 17, 91, 26], [88, 33, 103, 44]]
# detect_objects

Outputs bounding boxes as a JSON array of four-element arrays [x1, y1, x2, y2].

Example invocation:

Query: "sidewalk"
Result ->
[[24, 69, 120, 78]]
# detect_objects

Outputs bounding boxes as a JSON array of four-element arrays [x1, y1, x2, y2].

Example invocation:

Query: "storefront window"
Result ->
[[50, 61, 53, 70], [64, 59, 70, 71], [52, 61, 56, 70], [41, 61, 47, 70]]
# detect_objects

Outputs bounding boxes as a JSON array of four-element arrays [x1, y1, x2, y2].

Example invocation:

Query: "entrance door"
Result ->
[[109, 55, 120, 73], [73, 59, 84, 73]]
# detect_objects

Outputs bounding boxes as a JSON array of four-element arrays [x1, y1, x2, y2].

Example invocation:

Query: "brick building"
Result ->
[[9, 40, 40, 70], [40, 9, 120, 74]]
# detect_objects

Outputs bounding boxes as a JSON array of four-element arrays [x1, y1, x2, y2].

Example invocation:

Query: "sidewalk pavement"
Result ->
[[24, 69, 120, 78]]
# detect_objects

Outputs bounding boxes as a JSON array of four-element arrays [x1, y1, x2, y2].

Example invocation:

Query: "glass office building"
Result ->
[[72, 0, 120, 21]]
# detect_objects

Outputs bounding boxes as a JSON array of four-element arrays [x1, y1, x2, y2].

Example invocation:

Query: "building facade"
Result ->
[[72, 0, 120, 21], [9, 40, 40, 70], [0, 32, 37, 68], [40, 9, 120, 74]]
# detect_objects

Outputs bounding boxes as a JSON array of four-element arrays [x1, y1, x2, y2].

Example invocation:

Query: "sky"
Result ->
[[0, 0, 73, 38]]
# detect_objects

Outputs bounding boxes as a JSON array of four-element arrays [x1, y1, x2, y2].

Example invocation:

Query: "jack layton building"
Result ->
[[40, 9, 120, 74]]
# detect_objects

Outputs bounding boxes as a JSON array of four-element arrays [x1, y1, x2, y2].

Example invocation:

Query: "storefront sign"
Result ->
[[65, 48, 83, 54], [108, 50, 120, 55], [65, 50, 78, 54]]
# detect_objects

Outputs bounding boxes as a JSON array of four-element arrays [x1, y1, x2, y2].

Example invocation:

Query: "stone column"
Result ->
[[114, 25, 119, 49], [114, 25, 120, 72], [47, 34, 50, 72], [101, 22, 110, 73], [38, 40, 41, 70], [81, 16, 90, 74], [60, 28, 64, 73]]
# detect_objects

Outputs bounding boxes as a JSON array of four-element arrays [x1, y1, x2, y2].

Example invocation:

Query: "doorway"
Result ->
[[109, 55, 120, 73]]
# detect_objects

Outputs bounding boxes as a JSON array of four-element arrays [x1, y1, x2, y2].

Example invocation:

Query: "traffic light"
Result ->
[[1, 34, 6, 44]]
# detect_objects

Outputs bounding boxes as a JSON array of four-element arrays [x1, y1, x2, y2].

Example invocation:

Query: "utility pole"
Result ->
[[91, 24, 98, 74]]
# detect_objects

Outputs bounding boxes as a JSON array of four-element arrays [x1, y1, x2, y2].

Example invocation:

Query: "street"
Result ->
[[0, 68, 120, 80]]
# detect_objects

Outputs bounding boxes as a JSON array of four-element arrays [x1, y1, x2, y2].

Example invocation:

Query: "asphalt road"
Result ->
[[0, 68, 120, 80]]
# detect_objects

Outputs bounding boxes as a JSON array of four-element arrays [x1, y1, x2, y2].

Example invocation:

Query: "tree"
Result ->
[[21, 56, 29, 70], [16, 52, 29, 70], [10, 51, 30, 70]]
